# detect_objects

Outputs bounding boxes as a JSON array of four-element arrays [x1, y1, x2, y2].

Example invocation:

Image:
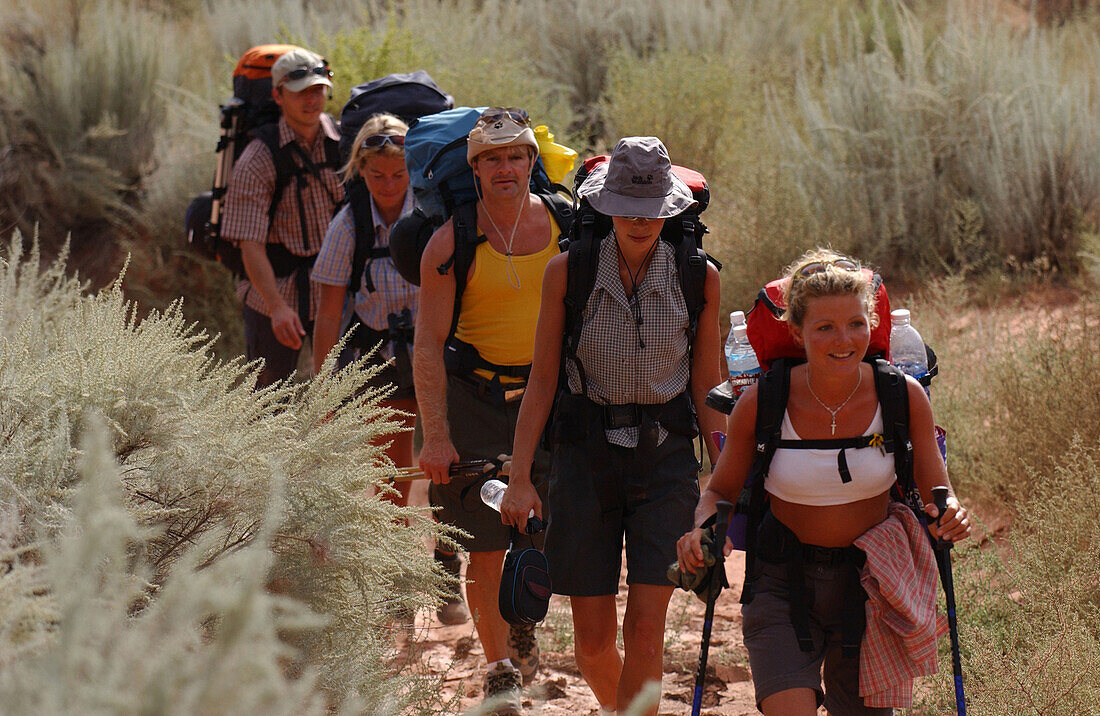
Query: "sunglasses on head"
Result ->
[[797, 258, 861, 277], [361, 133, 405, 149], [281, 65, 333, 84], [477, 107, 530, 126]]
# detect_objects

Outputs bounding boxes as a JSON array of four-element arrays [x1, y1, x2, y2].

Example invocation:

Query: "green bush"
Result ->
[[769, 1, 1100, 279], [0, 234, 455, 710], [0, 418, 330, 714], [923, 438, 1100, 714]]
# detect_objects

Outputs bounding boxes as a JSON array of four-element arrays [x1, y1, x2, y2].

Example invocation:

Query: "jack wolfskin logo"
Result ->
[[631, 174, 654, 185]]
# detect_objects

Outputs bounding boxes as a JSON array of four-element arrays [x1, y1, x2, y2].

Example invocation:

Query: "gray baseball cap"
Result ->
[[271, 49, 333, 93], [578, 136, 695, 219]]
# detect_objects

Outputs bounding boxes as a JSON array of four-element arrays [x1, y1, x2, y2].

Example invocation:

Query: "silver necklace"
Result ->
[[479, 191, 527, 290], [805, 366, 863, 435]]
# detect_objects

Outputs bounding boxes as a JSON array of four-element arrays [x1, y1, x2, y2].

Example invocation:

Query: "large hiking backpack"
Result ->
[[184, 45, 341, 278], [558, 155, 719, 394], [386, 107, 575, 381], [337, 71, 453, 296]]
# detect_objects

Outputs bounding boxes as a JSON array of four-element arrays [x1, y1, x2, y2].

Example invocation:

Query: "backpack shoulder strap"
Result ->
[[536, 191, 574, 246], [444, 201, 484, 343], [560, 206, 609, 396], [347, 181, 384, 295], [741, 357, 794, 604], [674, 221, 708, 346], [872, 359, 918, 512], [250, 124, 293, 226]]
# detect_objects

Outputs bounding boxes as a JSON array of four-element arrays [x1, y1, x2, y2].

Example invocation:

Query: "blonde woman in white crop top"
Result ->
[[676, 248, 971, 716]]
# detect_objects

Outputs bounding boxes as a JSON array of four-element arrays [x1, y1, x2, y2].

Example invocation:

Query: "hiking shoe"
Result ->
[[507, 622, 540, 685], [435, 551, 469, 625], [483, 661, 523, 716]]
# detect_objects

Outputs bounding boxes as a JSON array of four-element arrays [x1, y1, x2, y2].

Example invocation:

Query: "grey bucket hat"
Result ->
[[578, 136, 695, 219]]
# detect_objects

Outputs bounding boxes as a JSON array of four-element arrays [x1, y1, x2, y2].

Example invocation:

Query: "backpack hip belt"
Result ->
[[551, 390, 697, 444], [755, 510, 867, 658]]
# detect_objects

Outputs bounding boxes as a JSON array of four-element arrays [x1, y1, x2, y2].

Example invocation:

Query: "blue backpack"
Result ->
[[403, 106, 561, 221]]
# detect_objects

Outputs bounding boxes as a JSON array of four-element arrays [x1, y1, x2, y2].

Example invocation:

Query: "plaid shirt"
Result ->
[[565, 234, 691, 447], [311, 190, 418, 358], [854, 502, 948, 709], [223, 114, 342, 319]]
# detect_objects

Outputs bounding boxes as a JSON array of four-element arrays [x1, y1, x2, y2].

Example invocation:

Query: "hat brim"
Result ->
[[578, 162, 696, 219], [280, 75, 333, 93], [466, 126, 539, 165]]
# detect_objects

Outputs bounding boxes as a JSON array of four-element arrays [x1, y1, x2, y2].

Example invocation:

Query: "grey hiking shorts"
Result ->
[[428, 375, 549, 553]]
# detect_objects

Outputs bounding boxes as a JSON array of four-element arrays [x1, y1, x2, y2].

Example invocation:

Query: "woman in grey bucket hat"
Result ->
[[499, 136, 726, 714], [578, 136, 697, 219]]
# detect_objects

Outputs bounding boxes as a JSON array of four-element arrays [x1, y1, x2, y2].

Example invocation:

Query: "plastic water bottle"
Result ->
[[480, 479, 544, 535], [726, 324, 762, 402], [889, 309, 928, 389], [723, 312, 746, 377]]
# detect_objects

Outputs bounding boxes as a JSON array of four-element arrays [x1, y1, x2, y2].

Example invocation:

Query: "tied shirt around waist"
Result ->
[[565, 235, 691, 448]]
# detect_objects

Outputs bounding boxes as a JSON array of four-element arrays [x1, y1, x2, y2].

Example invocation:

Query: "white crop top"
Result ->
[[766, 405, 896, 506]]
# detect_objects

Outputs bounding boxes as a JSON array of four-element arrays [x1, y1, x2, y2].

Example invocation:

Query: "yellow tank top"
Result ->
[[453, 207, 559, 378]]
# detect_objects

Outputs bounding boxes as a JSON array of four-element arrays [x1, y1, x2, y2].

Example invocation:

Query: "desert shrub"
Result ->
[[0, 1, 179, 256], [0, 418, 330, 714], [919, 438, 1100, 713], [0, 233, 455, 710], [923, 294, 1100, 503], [770, 1, 1100, 279]]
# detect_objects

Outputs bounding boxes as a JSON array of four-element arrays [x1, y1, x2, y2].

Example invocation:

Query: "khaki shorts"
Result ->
[[742, 553, 892, 715]]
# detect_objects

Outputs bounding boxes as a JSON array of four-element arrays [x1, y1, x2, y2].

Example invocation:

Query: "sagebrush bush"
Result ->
[[0, 234, 456, 711], [921, 292, 1100, 503], [0, 417, 331, 714], [769, 1, 1100, 279], [0, 0, 178, 254], [921, 438, 1100, 714]]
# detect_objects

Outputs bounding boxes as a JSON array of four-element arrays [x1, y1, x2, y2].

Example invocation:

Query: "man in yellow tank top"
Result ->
[[414, 107, 560, 711]]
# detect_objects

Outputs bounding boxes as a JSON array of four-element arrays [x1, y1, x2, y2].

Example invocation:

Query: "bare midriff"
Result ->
[[769, 489, 892, 548]]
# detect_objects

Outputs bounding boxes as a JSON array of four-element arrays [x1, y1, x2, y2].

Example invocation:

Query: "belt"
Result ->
[[454, 372, 526, 404]]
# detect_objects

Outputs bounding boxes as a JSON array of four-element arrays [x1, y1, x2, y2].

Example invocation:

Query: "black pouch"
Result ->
[[498, 543, 552, 626]]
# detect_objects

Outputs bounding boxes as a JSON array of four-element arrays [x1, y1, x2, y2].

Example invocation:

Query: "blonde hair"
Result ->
[[781, 248, 878, 328], [341, 112, 408, 184]]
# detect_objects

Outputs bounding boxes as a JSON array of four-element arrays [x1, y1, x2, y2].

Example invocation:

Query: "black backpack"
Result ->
[[738, 357, 925, 606], [338, 71, 454, 296], [558, 156, 718, 395], [184, 45, 340, 280]]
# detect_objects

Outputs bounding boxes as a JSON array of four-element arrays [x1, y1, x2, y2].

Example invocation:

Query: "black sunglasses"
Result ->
[[361, 133, 405, 149], [281, 65, 333, 83], [477, 107, 530, 126]]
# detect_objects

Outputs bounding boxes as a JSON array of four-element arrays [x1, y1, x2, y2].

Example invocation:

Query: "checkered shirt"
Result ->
[[565, 234, 691, 447], [310, 190, 418, 359], [854, 502, 948, 709], [223, 114, 342, 319]]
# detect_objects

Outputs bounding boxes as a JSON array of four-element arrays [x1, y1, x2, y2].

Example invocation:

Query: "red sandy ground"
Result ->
[[404, 481, 794, 716]]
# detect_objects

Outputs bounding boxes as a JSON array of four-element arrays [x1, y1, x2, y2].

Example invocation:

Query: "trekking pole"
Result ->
[[932, 486, 966, 716], [391, 458, 505, 482], [692, 500, 733, 716]]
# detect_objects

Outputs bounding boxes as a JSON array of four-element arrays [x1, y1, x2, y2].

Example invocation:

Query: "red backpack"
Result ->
[[745, 269, 892, 371]]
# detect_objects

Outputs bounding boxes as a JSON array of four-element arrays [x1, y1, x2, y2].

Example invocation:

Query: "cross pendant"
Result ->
[[830, 418, 837, 435]]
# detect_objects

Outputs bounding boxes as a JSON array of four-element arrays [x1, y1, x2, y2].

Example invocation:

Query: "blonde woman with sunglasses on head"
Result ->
[[311, 113, 418, 503], [676, 248, 971, 716]]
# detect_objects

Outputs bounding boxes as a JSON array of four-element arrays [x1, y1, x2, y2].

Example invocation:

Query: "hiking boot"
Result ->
[[483, 661, 522, 716], [435, 550, 469, 625], [507, 622, 540, 685]]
